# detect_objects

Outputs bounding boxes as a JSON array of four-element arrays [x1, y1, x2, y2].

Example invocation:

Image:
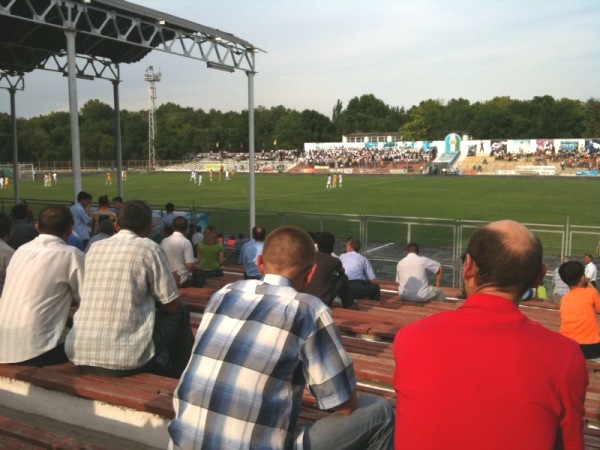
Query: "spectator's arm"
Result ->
[[332, 390, 357, 415], [435, 265, 443, 287], [162, 297, 180, 314]]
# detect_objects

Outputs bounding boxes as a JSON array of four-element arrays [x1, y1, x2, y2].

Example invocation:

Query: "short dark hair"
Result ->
[[38, 205, 73, 237], [0, 212, 14, 238], [348, 238, 361, 252], [112, 196, 123, 203], [252, 226, 267, 242], [165, 202, 175, 212], [172, 215, 188, 232], [559, 260, 585, 287], [98, 218, 116, 236], [77, 191, 92, 202], [406, 242, 420, 254], [98, 195, 110, 207], [10, 203, 27, 220], [118, 200, 152, 235], [585, 254, 593, 261], [316, 231, 335, 254], [466, 225, 542, 297]]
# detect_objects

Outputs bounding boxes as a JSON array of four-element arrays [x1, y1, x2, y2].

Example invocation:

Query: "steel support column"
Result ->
[[65, 29, 82, 199], [113, 78, 123, 199], [247, 70, 256, 231]]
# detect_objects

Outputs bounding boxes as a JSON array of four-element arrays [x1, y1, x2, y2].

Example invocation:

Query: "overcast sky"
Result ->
[[2, 0, 599, 119]]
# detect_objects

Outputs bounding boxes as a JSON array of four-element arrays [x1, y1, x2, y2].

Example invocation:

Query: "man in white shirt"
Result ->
[[396, 242, 445, 302], [0, 205, 84, 365], [162, 216, 202, 288], [584, 254, 598, 289]]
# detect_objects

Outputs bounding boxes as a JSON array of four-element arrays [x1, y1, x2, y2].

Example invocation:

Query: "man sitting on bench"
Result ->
[[393, 220, 588, 449], [168, 226, 393, 449], [66, 200, 193, 378], [0, 205, 84, 366]]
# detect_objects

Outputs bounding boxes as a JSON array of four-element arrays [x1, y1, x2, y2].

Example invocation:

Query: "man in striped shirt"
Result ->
[[168, 226, 393, 450]]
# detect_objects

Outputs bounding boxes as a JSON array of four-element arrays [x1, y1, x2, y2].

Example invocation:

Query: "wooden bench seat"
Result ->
[[0, 414, 109, 450]]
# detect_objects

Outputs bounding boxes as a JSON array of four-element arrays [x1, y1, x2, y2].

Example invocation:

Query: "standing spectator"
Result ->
[[396, 243, 445, 302], [89, 194, 116, 235], [66, 200, 193, 378], [393, 220, 588, 449], [196, 225, 224, 277], [559, 260, 600, 359], [340, 238, 381, 300], [0, 213, 14, 294], [584, 254, 597, 288], [162, 216, 203, 288], [162, 202, 178, 227], [70, 191, 92, 248], [111, 196, 124, 214], [168, 226, 394, 449], [0, 205, 84, 365], [9, 203, 38, 250], [237, 226, 266, 280]]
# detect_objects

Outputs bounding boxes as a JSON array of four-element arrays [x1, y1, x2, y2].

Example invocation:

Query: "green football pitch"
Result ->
[[1, 172, 597, 226]]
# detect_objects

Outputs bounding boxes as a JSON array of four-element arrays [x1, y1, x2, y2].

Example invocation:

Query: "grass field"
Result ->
[[1, 172, 598, 226], [1, 171, 597, 284]]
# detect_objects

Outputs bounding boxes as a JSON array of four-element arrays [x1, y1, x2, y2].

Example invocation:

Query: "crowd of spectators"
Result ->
[[301, 146, 435, 169], [490, 144, 599, 170]]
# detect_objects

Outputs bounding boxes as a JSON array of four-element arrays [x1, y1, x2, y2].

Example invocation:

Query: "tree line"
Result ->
[[0, 94, 598, 163]]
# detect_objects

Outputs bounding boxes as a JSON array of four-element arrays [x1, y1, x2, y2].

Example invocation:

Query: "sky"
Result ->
[[2, 0, 599, 119]]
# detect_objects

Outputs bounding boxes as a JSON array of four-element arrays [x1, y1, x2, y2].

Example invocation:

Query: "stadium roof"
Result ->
[[0, 0, 259, 75]]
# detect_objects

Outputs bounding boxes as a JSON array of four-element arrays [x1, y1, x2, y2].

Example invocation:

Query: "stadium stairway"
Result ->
[[1, 265, 600, 448]]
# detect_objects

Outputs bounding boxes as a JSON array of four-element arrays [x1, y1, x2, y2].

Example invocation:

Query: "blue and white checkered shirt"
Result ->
[[168, 274, 356, 450]]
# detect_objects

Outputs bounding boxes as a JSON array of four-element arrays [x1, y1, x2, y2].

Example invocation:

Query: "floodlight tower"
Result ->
[[144, 66, 161, 170]]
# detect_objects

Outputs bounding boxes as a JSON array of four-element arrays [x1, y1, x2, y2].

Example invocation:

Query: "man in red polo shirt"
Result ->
[[393, 220, 588, 450]]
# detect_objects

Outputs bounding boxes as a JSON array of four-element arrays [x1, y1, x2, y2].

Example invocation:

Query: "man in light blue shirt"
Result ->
[[70, 191, 92, 247], [340, 238, 381, 300], [237, 226, 266, 279]]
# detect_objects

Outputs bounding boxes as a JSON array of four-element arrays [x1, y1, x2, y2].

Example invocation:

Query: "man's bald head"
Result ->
[[465, 220, 543, 298], [260, 226, 316, 288]]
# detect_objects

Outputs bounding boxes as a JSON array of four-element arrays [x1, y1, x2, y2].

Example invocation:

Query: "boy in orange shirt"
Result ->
[[559, 260, 600, 359]]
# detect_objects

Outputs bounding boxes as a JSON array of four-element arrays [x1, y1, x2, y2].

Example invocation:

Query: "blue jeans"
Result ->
[[302, 394, 394, 450]]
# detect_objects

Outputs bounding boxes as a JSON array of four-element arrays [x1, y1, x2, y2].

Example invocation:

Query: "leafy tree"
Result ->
[[584, 98, 600, 137], [399, 107, 429, 141]]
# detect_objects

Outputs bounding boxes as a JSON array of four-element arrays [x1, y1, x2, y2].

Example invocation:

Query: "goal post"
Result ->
[[0, 163, 35, 180]]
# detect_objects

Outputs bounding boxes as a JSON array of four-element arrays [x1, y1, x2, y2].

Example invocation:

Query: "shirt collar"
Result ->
[[262, 273, 293, 287], [459, 293, 521, 314]]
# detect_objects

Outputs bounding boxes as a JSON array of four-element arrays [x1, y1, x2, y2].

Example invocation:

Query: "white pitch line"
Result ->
[[364, 242, 395, 254]]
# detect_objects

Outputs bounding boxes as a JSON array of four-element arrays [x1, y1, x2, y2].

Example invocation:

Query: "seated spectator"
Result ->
[[396, 243, 445, 302], [66, 200, 193, 378], [161, 216, 204, 288], [196, 225, 224, 277], [393, 220, 587, 449], [84, 218, 115, 254], [559, 260, 600, 359], [8, 203, 38, 250], [551, 258, 571, 304], [89, 194, 116, 235], [168, 225, 394, 449], [340, 238, 381, 300], [305, 231, 355, 309], [111, 196, 124, 214], [0, 213, 14, 294], [237, 226, 266, 280], [0, 205, 84, 365]]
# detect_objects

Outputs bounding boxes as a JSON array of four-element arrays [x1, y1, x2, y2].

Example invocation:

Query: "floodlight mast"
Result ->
[[144, 66, 161, 170]]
